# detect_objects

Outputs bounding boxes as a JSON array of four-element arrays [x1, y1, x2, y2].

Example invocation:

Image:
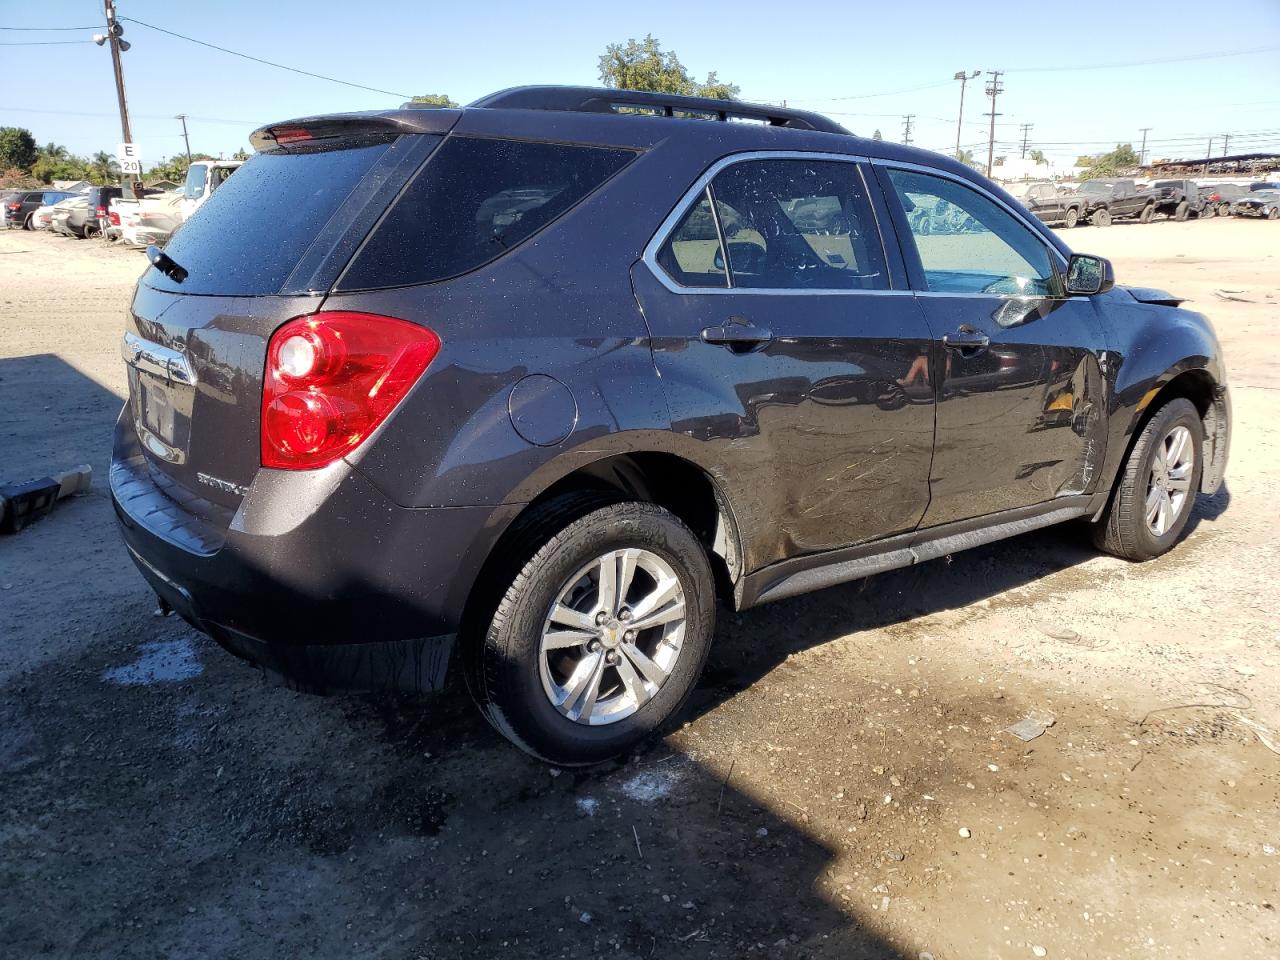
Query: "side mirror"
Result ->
[[1065, 253, 1115, 296]]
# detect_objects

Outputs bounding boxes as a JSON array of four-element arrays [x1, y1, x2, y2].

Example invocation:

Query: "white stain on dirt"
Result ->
[[102, 637, 203, 686], [619, 767, 682, 803]]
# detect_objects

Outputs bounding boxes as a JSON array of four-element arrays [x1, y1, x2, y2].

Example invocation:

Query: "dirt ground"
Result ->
[[1, 219, 1277, 960]]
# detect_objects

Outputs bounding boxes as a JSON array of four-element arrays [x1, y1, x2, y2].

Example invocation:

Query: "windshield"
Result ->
[[182, 164, 207, 199]]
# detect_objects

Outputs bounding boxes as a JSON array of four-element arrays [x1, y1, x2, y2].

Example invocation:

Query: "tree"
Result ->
[[231, 148, 250, 161], [955, 148, 977, 167], [1029, 148, 1046, 165], [872, 129, 884, 141], [598, 35, 739, 99], [0, 127, 38, 172], [408, 93, 459, 108], [89, 151, 120, 185], [1080, 143, 1140, 179], [39, 142, 69, 162]]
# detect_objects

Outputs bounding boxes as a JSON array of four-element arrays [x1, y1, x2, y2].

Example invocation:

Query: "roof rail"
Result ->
[[463, 85, 849, 136]]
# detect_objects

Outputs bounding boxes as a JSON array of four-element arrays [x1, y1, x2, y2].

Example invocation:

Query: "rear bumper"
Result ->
[[111, 409, 513, 693]]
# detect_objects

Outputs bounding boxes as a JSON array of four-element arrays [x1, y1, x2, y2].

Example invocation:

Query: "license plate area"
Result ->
[[122, 332, 196, 465]]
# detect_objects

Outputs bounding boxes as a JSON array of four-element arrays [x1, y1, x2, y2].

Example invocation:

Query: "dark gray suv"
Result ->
[[112, 86, 1230, 764]]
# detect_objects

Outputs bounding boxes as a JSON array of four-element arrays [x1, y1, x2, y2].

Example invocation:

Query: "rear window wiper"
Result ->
[[146, 245, 188, 284]]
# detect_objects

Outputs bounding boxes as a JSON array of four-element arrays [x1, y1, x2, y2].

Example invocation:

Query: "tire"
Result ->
[[23, 213, 34, 230], [1138, 203, 1154, 224], [468, 500, 716, 765], [1174, 201, 1190, 222], [84, 223, 100, 239], [1093, 207, 1112, 227], [1218, 202, 1231, 217], [1269, 207, 1279, 221], [1201, 204, 1215, 219], [1091, 398, 1204, 562], [1064, 207, 1079, 228]]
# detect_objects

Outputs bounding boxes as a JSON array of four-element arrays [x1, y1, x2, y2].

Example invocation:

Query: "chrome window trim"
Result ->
[[870, 157, 1071, 273], [641, 149, 896, 297]]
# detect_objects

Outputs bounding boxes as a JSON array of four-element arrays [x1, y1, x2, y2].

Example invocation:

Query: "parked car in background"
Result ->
[[180, 160, 243, 219], [1233, 189, 1280, 219], [1076, 179, 1154, 225], [87, 186, 157, 238], [0, 192, 19, 227], [119, 192, 185, 246], [1151, 180, 1205, 221], [112, 86, 1231, 764], [31, 196, 76, 230], [4, 190, 78, 230], [1200, 183, 1247, 218], [53, 197, 99, 238], [1009, 181, 1086, 227], [1249, 181, 1279, 192]]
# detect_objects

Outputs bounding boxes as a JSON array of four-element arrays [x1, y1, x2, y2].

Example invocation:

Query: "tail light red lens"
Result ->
[[261, 312, 440, 470], [95, 205, 106, 218], [109, 212, 120, 225]]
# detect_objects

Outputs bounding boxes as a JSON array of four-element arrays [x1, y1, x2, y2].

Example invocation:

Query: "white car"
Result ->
[[117, 192, 185, 247], [32, 196, 81, 230]]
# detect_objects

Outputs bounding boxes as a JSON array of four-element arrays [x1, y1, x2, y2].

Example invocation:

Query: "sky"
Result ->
[[2, 0, 1279, 169]]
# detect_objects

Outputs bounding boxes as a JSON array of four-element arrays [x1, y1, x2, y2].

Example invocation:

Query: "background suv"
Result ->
[[112, 86, 1230, 764]]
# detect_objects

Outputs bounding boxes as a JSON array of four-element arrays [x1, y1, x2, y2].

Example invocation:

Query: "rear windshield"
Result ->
[[337, 136, 637, 290], [144, 140, 394, 296]]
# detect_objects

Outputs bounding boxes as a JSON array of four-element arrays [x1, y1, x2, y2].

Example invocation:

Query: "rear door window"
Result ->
[[656, 189, 729, 287], [145, 139, 397, 295], [337, 137, 636, 290], [707, 158, 887, 290]]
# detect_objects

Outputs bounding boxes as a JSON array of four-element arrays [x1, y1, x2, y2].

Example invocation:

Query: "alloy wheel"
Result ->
[[1146, 425, 1194, 536], [538, 548, 686, 726]]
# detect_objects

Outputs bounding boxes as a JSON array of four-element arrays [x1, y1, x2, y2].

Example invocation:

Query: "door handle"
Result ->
[[700, 321, 773, 351], [942, 326, 990, 353]]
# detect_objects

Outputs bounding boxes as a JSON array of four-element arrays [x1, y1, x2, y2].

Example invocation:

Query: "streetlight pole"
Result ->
[[953, 70, 980, 160], [175, 114, 193, 164]]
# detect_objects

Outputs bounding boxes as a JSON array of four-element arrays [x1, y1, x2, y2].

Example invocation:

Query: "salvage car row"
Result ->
[[1, 159, 243, 247], [1009, 178, 1279, 227]]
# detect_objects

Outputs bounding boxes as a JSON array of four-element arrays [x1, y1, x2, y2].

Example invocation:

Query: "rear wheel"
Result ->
[[1092, 398, 1203, 561], [468, 500, 715, 765], [1201, 203, 1215, 219], [1093, 207, 1112, 227], [22, 213, 34, 230], [1064, 207, 1079, 228], [1218, 202, 1232, 217], [1174, 201, 1190, 222], [1269, 206, 1279, 221], [1138, 203, 1154, 224]]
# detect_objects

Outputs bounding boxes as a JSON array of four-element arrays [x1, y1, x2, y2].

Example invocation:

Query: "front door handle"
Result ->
[[701, 321, 774, 351], [942, 326, 991, 353]]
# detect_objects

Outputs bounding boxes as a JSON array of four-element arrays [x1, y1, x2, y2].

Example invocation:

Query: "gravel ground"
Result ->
[[1, 221, 1277, 960]]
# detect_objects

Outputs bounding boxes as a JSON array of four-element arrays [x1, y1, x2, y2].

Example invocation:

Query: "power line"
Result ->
[[118, 16, 412, 99], [1005, 44, 1280, 73], [0, 39, 94, 45], [0, 24, 102, 31]]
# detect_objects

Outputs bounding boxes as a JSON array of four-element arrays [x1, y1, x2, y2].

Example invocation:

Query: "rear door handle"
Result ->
[[701, 321, 774, 350], [942, 326, 990, 352]]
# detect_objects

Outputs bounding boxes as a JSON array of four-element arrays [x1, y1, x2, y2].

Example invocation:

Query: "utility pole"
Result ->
[[175, 114, 193, 164], [1019, 123, 1034, 159], [1138, 127, 1152, 166], [1222, 133, 1231, 156], [902, 114, 915, 146], [1203, 137, 1214, 177], [953, 70, 979, 159], [984, 70, 1004, 178], [96, 0, 135, 196]]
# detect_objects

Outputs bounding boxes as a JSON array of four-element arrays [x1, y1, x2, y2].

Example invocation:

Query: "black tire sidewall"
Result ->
[[1065, 208, 1079, 228], [1094, 208, 1111, 227], [1125, 401, 1204, 557], [479, 503, 715, 765]]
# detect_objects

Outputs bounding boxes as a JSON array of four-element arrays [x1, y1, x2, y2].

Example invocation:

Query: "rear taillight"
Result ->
[[95, 205, 106, 218], [109, 212, 120, 225], [261, 312, 440, 470]]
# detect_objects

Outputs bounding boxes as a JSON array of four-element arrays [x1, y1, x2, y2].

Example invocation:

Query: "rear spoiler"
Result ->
[[249, 109, 461, 152]]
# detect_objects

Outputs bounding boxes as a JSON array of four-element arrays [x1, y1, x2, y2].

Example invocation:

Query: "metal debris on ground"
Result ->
[[1006, 712, 1057, 742], [0, 464, 92, 533]]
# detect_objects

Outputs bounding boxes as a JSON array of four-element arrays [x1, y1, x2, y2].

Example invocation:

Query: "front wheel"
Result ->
[[1092, 398, 1203, 561], [1175, 201, 1190, 222], [1138, 204, 1154, 224], [1093, 208, 1112, 227], [1201, 204, 1215, 219], [1064, 207, 1079, 228], [1269, 206, 1280, 221], [468, 501, 715, 765]]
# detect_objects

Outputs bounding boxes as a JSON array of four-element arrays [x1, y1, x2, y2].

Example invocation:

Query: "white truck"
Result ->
[[180, 159, 243, 220]]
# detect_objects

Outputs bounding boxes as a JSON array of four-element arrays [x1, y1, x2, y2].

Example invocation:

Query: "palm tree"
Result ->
[[90, 151, 119, 184], [40, 142, 69, 161]]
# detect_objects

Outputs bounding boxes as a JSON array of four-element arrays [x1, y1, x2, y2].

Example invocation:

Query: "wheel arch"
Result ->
[[457, 446, 746, 650]]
